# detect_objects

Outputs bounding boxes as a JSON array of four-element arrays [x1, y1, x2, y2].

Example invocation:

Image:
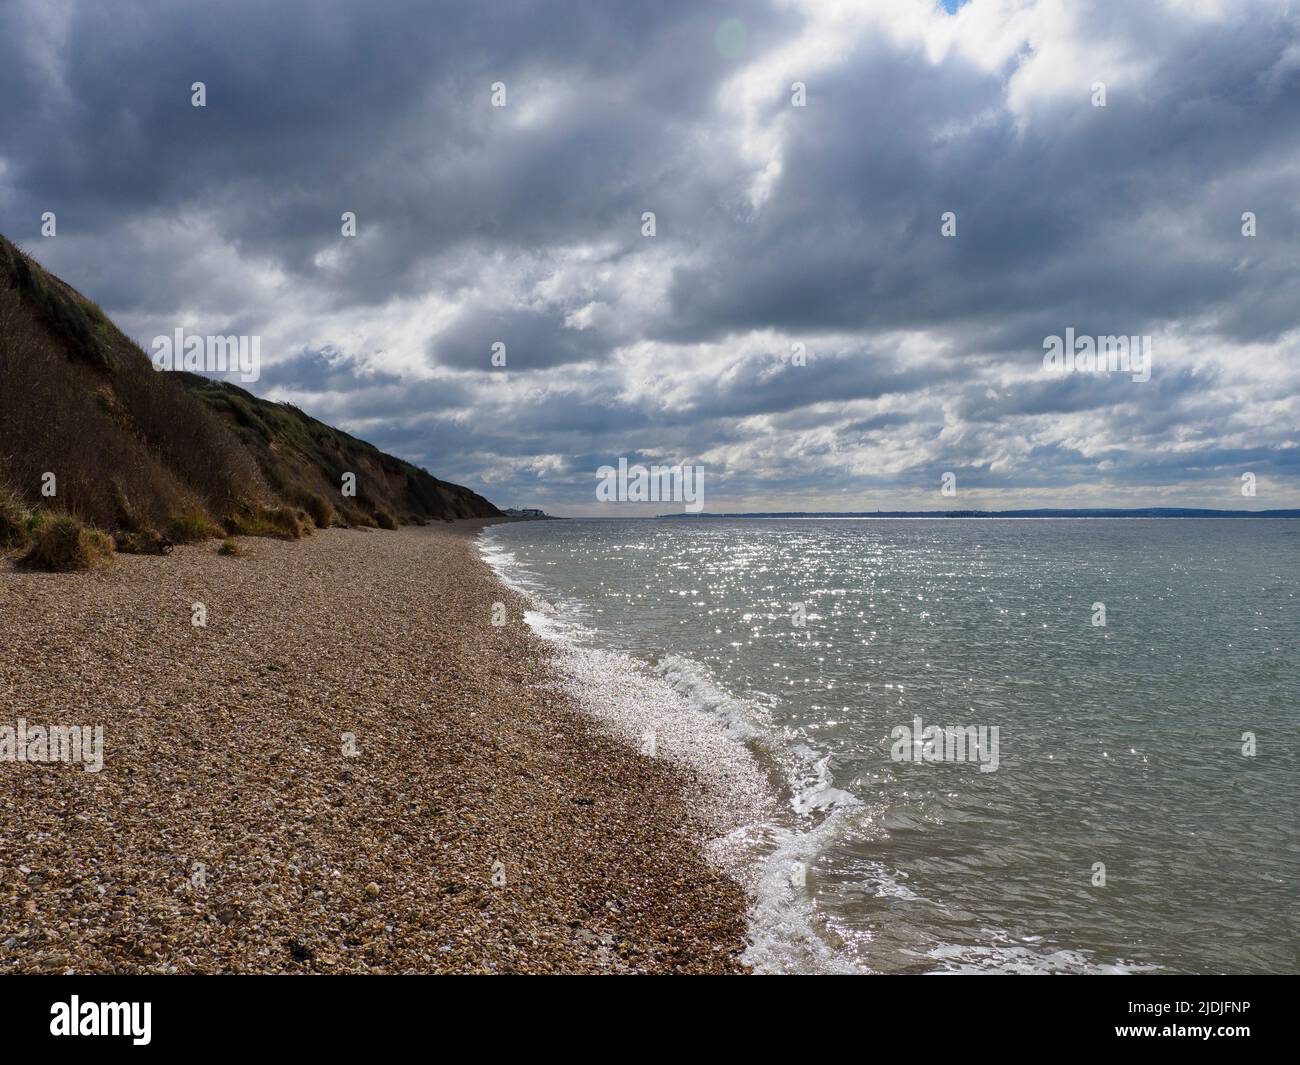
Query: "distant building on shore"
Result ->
[[503, 507, 547, 518]]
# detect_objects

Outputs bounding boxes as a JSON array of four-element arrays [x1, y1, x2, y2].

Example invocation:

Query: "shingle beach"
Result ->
[[0, 521, 750, 973]]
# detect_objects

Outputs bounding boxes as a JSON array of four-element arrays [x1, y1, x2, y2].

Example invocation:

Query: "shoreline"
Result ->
[[0, 521, 750, 973], [478, 522, 859, 976]]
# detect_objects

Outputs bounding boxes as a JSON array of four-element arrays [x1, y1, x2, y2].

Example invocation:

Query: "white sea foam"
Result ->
[[653, 654, 765, 743], [476, 524, 1106, 976], [477, 525, 860, 974], [924, 938, 1159, 975], [474, 518, 1273, 976]]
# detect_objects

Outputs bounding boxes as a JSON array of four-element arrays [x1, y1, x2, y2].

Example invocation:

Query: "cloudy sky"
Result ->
[[3, 0, 1298, 514]]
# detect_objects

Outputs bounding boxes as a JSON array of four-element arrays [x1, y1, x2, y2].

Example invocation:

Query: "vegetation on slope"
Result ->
[[176, 374, 495, 528], [0, 234, 497, 568]]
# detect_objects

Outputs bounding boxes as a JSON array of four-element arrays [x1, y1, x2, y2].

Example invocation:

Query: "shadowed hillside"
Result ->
[[176, 373, 498, 525], [0, 234, 497, 557]]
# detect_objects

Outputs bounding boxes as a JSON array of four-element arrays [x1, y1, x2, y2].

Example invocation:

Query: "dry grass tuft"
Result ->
[[225, 505, 309, 541], [166, 513, 217, 544], [0, 483, 33, 548], [19, 513, 114, 571]]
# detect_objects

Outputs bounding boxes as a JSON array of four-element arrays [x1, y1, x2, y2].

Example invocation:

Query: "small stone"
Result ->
[[286, 940, 314, 962]]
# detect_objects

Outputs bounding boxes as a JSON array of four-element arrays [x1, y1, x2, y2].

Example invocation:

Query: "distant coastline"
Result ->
[[657, 508, 1300, 519]]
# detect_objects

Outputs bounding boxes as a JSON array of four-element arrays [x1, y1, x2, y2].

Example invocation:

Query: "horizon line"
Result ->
[[602, 506, 1300, 519]]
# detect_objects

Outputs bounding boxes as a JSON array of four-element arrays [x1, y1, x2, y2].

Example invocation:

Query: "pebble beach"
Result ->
[[0, 521, 750, 974]]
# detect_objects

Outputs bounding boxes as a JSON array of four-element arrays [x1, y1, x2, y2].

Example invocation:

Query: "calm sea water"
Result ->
[[480, 518, 1299, 974]]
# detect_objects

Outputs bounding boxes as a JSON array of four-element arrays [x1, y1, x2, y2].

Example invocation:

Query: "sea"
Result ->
[[478, 517, 1299, 975]]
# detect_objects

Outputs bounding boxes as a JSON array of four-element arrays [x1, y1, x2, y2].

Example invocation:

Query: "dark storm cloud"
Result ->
[[840, 412, 916, 434], [0, 0, 795, 295], [665, 2, 1300, 348], [956, 366, 1208, 422], [663, 348, 961, 422], [429, 305, 612, 371], [1, 0, 1297, 511]]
